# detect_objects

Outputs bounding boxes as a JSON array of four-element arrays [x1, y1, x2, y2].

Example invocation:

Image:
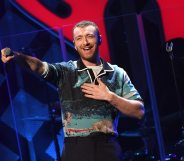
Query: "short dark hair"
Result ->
[[73, 20, 100, 37]]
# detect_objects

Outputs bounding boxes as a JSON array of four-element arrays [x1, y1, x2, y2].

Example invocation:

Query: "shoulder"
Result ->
[[107, 62, 130, 82], [49, 60, 76, 70], [107, 62, 126, 74]]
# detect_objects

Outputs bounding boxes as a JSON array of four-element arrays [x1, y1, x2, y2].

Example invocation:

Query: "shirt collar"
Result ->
[[76, 58, 114, 72]]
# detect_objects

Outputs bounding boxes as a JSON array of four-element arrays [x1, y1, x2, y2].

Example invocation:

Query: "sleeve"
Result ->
[[41, 62, 65, 86], [122, 71, 142, 101]]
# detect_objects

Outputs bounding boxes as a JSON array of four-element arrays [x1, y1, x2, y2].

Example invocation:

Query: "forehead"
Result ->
[[73, 25, 97, 37]]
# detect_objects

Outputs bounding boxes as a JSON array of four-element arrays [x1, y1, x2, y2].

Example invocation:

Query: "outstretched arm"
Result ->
[[1, 47, 45, 75], [81, 79, 145, 119]]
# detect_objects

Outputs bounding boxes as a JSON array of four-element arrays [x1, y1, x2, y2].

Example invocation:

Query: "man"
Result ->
[[1, 20, 144, 161]]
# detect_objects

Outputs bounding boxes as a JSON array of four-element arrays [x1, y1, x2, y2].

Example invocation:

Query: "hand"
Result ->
[[81, 78, 112, 101], [1, 47, 15, 63]]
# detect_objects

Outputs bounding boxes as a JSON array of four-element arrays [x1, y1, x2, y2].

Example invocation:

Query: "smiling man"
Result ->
[[73, 21, 101, 65], [1, 20, 144, 161]]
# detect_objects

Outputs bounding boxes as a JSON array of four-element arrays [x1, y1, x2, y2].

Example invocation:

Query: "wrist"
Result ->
[[106, 91, 114, 103]]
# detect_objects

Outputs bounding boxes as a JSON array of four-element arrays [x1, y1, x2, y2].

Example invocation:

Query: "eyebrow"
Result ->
[[74, 33, 95, 39], [74, 35, 82, 40]]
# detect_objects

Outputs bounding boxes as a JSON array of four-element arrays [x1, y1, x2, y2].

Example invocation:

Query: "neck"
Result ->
[[81, 57, 101, 66]]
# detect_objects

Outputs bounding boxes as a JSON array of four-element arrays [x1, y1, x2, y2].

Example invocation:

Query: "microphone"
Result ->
[[4, 48, 14, 57]]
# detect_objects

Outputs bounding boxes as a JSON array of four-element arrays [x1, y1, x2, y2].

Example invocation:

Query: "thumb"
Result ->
[[97, 78, 104, 86]]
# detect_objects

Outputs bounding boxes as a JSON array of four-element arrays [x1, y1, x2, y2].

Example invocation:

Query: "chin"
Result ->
[[81, 53, 94, 59], [83, 56, 94, 61]]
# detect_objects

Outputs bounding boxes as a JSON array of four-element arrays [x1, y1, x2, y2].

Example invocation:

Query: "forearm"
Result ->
[[14, 52, 45, 75], [1, 47, 45, 74], [81, 79, 145, 119], [107, 92, 145, 119]]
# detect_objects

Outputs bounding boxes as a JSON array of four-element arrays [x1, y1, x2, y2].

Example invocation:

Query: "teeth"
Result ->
[[83, 48, 90, 50]]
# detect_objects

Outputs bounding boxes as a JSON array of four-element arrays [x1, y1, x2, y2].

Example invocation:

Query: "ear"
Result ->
[[73, 40, 77, 50], [74, 46, 77, 51]]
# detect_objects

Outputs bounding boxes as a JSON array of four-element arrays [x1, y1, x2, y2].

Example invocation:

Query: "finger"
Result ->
[[97, 78, 105, 86], [1, 57, 6, 63], [83, 83, 96, 86], [81, 85, 93, 91], [1, 56, 8, 63], [81, 89, 93, 95], [81, 83, 95, 89], [83, 94, 96, 99], [2, 55, 14, 62], [6, 55, 14, 59], [84, 94, 101, 100], [2, 56, 14, 63]]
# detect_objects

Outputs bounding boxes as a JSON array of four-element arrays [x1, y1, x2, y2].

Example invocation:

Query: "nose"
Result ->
[[83, 37, 89, 45]]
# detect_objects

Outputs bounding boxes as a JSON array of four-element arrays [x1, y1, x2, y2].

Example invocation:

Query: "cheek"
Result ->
[[74, 42, 80, 50], [74, 41, 82, 48]]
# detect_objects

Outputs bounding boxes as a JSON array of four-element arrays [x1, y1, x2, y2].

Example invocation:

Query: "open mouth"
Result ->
[[83, 47, 92, 51]]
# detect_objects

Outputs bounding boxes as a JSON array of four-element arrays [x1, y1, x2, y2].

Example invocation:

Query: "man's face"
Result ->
[[73, 25, 100, 62]]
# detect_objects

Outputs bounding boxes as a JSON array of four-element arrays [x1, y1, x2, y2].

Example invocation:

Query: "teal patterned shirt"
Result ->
[[43, 59, 142, 137]]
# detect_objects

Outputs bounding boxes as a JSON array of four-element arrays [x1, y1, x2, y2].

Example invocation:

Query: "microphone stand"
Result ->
[[166, 42, 184, 143], [48, 103, 61, 161]]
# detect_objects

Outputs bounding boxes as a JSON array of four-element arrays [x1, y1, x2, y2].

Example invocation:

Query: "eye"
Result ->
[[75, 36, 82, 41], [87, 34, 95, 38]]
